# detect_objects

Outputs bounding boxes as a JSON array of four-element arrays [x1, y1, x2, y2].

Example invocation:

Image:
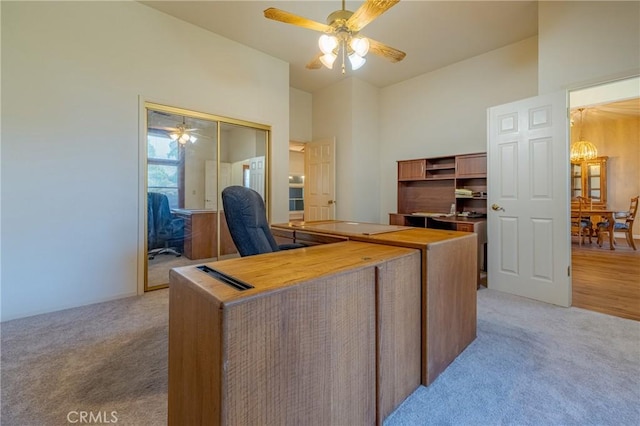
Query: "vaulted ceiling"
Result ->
[[140, 1, 539, 93]]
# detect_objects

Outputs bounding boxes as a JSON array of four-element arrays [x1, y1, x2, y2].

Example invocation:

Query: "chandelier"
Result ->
[[169, 118, 197, 145], [570, 108, 597, 162]]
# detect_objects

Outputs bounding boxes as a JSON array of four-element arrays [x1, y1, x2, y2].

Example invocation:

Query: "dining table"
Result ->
[[573, 207, 616, 250]]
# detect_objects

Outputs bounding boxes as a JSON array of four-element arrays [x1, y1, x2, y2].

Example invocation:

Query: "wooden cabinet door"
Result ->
[[398, 160, 426, 180], [570, 156, 607, 208], [455, 153, 487, 178], [583, 157, 607, 206]]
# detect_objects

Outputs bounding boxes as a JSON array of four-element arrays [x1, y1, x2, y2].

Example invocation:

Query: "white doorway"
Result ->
[[304, 137, 337, 221]]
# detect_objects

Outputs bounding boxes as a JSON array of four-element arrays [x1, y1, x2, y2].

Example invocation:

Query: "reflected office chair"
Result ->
[[597, 195, 638, 250], [147, 192, 185, 259], [222, 185, 305, 257]]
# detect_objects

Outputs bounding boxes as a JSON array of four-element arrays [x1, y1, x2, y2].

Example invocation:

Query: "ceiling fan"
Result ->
[[149, 114, 199, 144], [264, 0, 406, 73]]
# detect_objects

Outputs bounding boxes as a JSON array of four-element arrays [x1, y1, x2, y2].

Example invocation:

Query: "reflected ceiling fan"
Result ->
[[264, 0, 406, 73], [150, 115, 199, 145]]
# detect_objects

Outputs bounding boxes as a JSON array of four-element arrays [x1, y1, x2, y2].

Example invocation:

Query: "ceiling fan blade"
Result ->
[[347, 0, 400, 32], [306, 53, 323, 70], [264, 8, 331, 32], [149, 125, 177, 132], [368, 38, 406, 63]]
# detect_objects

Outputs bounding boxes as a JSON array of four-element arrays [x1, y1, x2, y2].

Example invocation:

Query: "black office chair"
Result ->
[[222, 185, 305, 257], [147, 192, 185, 259]]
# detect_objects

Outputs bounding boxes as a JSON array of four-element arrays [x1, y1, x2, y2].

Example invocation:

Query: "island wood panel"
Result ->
[[422, 235, 477, 382], [270, 223, 478, 386], [348, 228, 477, 385], [168, 241, 421, 425], [376, 254, 421, 422]]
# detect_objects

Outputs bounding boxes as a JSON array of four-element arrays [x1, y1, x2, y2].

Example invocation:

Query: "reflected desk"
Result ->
[[171, 209, 236, 259], [168, 241, 421, 425], [271, 220, 478, 386], [572, 208, 615, 250]]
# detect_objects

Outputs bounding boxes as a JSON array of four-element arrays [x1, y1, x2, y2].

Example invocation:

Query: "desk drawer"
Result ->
[[456, 223, 475, 233], [272, 227, 295, 245], [294, 230, 348, 246]]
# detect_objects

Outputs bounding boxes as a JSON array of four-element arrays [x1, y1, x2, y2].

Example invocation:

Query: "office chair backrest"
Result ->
[[148, 192, 174, 241], [222, 186, 280, 257]]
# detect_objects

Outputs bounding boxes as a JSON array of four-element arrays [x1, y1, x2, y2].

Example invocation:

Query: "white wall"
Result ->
[[313, 78, 353, 220], [289, 151, 305, 176], [538, 1, 640, 93], [289, 88, 312, 142], [377, 37, 538, 222], [311, 77, 381, 222], [1, 1, 290, 321], [350, 79, 380, 222]]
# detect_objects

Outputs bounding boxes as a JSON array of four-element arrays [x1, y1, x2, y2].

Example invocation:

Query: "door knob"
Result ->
[[491, 204, 505, 212], [328, 200, 336, 205]]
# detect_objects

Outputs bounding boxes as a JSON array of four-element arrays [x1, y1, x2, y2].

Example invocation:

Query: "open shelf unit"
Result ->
[[393, 152, 487, 221]]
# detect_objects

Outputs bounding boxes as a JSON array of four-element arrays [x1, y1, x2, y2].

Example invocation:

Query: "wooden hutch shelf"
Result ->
[[391, 152, 488, 285], [392, 153, 487, 220]]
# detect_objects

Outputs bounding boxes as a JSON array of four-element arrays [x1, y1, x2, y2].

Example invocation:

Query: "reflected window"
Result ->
[[289, 187, 304, 211], [148, 131, 181, 208]]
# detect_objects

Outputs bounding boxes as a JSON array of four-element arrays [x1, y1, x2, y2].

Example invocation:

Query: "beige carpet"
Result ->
[[1, 289, 170, 426], [147, 255, 215, 287], [2, 288, 638, 425]]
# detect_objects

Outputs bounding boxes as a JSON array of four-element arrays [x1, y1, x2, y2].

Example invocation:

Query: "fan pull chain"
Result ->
[[341, 39, 346, 74]]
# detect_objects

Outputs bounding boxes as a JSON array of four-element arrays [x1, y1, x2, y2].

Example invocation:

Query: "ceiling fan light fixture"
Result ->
[[350, 37, 369, 57], [178, 133, 191, 144], [319, 53, 337, 69], [319, 34, 338, 54], [348, 52, 366, 70], [169, 133, 179, 141]]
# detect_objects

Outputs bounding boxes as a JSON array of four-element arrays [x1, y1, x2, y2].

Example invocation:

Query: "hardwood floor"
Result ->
[[571, 237, 640, 321]]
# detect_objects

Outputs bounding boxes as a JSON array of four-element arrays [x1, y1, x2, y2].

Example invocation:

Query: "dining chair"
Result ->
[[571, 196, 593, 245], [596, 195, 639, 250]]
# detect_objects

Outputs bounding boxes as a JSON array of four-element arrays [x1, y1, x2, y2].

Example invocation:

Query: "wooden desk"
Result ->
[[271, 221, 477, 386], [391, 213, 487, 281], [432, 216, 487, 280], [169, 241, 421, 425]]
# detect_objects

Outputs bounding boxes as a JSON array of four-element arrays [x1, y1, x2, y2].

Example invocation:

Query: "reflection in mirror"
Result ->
[[219, 122, 268, 207], [145, 104, 269, 291]]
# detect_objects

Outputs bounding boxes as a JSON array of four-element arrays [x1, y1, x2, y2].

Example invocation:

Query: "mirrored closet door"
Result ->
[[144, 103, 270, 291]]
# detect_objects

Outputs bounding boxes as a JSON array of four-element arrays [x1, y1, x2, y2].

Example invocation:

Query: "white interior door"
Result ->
[[204, 159, 217, 210], [304, 137, 336, 221], [487, 91, 571, 307], [249, 156, 265, 199]]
